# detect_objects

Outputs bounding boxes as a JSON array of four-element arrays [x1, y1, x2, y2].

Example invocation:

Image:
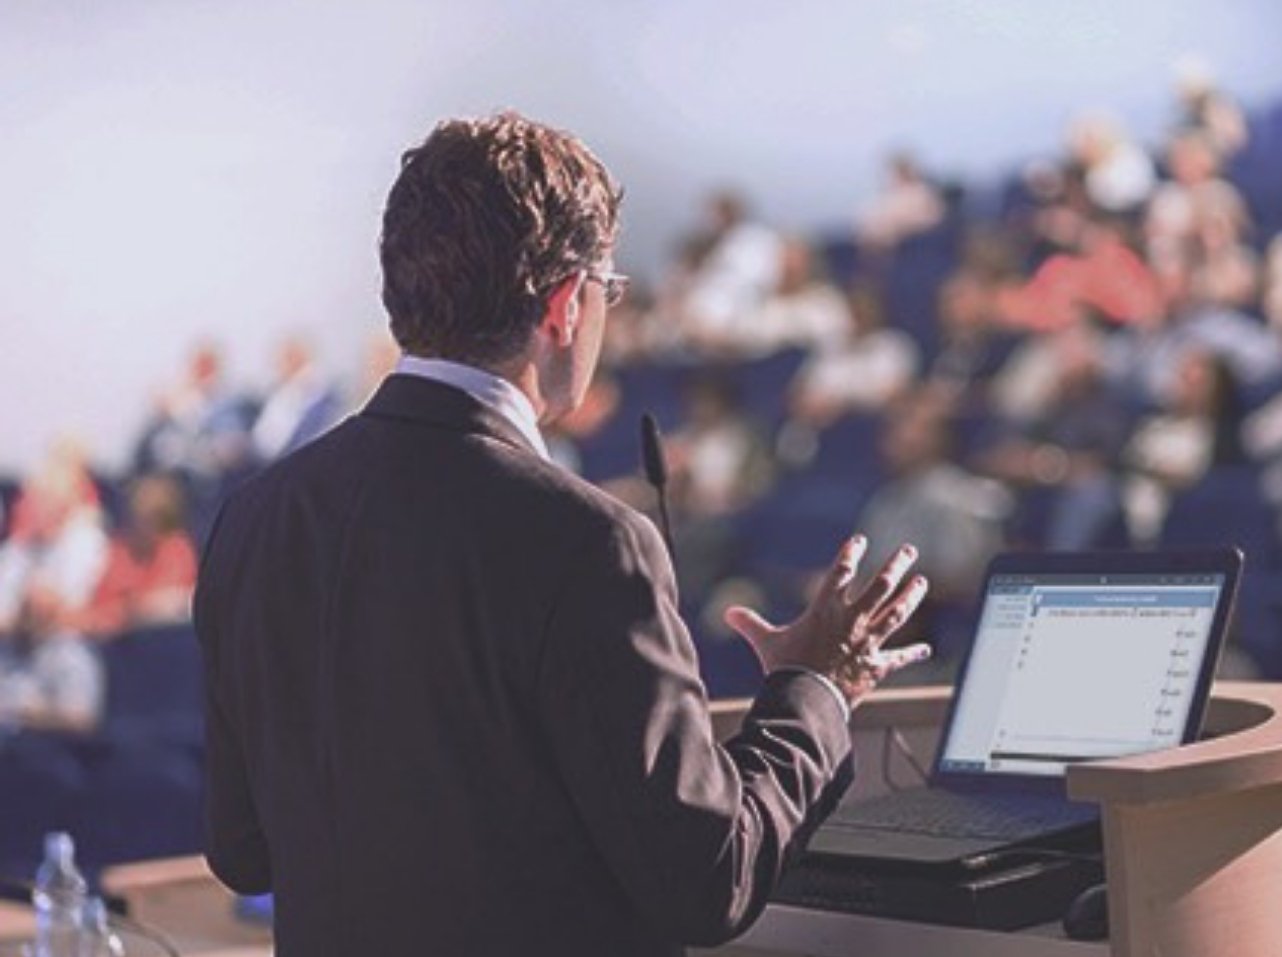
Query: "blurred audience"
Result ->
[[667, 373, 774, 518], [1109, 246, 1282, 408], [1173, 57, 1249, 159], [859, 393, 1012, 603], [6, 65, 1282, 688], [926, 270, 1022, 403], [981, 322, 1131, 550], [739, 239, 849, 357], [0, 444, 107, 639], [131, 342, 257, 535], [788, 282, 920, 426], [1124, 350, 1246, 542], [1068, 113, 1157, 214], [0, 619, 103, 734], [0, 444, 107, 733], [857, 152, 946, 251], [132, 342, 256, 481], [1147, 130, 1250, 260], [669, 191, 783, 355], [252, 335, 343, 462], [76, 474, 197, 638]]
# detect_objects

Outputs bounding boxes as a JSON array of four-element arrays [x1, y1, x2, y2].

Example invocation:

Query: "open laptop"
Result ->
[[806, 547, 1242, 868]]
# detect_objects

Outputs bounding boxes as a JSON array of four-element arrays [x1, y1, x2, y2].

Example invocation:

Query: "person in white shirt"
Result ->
[[789, 283, 921, 427], [0, 447, 108, 638], [677, 191, 784, 354], [251, 335, 343, 461], [738, 239, 850, 357]]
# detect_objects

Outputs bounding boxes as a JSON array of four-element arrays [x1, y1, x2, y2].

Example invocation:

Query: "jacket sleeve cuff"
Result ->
[[772, 666, 850, 723]]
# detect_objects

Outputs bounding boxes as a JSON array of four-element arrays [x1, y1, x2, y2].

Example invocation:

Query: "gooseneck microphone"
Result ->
[[639, 412, 676, 558]]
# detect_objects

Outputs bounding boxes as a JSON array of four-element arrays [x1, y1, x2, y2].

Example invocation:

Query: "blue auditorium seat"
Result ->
[[726, 349, 808, 430], [1228, 103, 1282, 241], [733, 414, 884, 604], [733, 472, 868, 611], [1160, 464, 1282, 676], [613, 363, 685, 432], [0, 733, 88, 879], [99, 623, 204, 746], [577, 364, 685, 482], [816, 232, 861, 287], [77, 742, 203, 866], [884, 230, 959, 362], [808, 413, 885, 486], [683, 596, 765, 701]]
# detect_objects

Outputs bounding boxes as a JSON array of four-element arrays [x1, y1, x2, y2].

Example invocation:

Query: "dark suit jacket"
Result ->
[[195, 373, 853, 956]]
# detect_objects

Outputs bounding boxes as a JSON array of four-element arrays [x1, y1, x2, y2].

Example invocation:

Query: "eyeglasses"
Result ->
[[584, 270, 631, 308]]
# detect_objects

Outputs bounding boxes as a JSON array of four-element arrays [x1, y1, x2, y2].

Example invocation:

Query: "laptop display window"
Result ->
[[937, 570, 1227, 779]]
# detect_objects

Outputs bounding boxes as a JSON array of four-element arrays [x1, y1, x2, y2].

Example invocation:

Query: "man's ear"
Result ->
[[540, 274, 584, 348]]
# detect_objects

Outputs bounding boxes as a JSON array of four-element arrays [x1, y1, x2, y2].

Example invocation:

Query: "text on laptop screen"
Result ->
[[938, 572, 1225, 778]]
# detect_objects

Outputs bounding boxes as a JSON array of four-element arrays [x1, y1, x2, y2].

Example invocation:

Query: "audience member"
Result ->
[[1123, 350, 1246, 542], [132, 342, 256, 482], [981, 322, 1131, 549], [859, 393, 1011, 605], [673, 191, 783, 354], [1193, 202, 1261, 312], [0, 444, 108, 638], [856, 152, 946, 252], [1147, 130, 1250, 262], [667, 373, 774, 518], [0, 445, 107, 733], [996, 214, 1163, 332], [251, 335, 344, 462], [788, 282, 920, 426], [1109, 247, 1282, 408], [76, 474, 197, 638], [738, 239, 849, 356], [926, 270, 1022, 402], [0, 604, 103, 734], [1173, 57, 1249, 159], [1003, 160, 1086, 267], [1068, 113, 1157, 214]]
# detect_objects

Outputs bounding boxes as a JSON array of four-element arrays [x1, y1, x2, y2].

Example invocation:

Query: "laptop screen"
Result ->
[[936, 569, 1227, 778]]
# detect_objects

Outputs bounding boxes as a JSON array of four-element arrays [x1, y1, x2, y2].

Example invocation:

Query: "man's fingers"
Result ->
[[723, 605, 778, 653], [872, 643, 933, 678], [849, 544, 918, 621], [867, 575, 930, 648], [821, 535, 866, 601]]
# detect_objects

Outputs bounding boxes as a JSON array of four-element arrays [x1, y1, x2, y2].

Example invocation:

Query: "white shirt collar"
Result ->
[[394, 355, 550, 461]]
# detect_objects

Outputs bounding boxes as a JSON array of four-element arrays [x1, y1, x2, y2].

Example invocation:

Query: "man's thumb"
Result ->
[[723, 605, 776, 652]]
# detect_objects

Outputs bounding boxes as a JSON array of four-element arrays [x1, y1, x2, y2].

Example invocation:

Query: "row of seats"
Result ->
[[0, 625, 205, 881]]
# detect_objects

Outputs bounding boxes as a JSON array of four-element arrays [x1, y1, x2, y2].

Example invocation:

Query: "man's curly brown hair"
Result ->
[[380, 112, 623, 367]]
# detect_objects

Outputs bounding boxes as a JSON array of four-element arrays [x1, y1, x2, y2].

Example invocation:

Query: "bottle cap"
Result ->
[[43, 832, 74, 864]]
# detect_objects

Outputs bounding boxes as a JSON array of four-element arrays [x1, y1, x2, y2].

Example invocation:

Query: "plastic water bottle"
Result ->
[[77, 898, 123, 957], [31, 832, 87, 957]]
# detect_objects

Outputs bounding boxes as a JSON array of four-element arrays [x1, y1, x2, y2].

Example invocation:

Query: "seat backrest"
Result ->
[[100, 623, 204, 745]]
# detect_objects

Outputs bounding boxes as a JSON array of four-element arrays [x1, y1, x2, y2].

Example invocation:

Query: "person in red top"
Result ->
[[81, 474, 197, 638], [997, 215, 1164, 331]]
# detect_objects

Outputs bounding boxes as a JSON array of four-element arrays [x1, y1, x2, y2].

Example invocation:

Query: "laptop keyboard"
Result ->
[[828, 788, 1098, 841]]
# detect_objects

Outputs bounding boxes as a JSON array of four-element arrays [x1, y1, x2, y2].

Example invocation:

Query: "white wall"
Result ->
[[3, 0, 1281, 474]]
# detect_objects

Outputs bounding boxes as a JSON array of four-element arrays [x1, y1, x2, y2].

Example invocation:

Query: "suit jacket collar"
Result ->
[[361, 373, 541, 458]]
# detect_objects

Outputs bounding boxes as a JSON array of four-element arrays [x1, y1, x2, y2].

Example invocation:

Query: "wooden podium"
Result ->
[[33, 683, 1276, 956], [710, 680, 1282, 957]]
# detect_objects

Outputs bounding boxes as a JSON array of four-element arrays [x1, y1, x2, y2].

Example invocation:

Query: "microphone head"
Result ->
[[639, 412, 668, 488]]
